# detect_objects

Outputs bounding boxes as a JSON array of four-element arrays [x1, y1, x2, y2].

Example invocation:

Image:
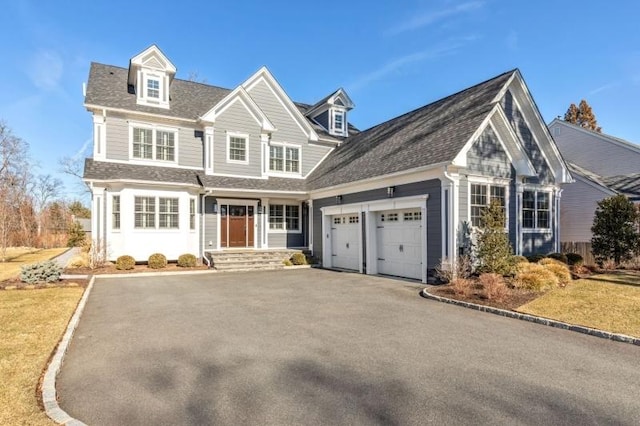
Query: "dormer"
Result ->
[[306, 88, 354, 137], [127, 45, 176, 109]]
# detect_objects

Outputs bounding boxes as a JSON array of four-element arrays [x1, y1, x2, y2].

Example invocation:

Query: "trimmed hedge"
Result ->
[[177, 253, 197, 267], [116, 255, 136, 270], [526, 253, 546, 263], [547, 252, 568, 264], [566, 252, 584, 266], [513, 263, 558, 291], [148, 253, 167, 269]]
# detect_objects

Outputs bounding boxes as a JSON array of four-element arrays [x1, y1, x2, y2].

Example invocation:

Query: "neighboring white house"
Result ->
[[548, 119, 640, 244], [83, 45, 572, 283]]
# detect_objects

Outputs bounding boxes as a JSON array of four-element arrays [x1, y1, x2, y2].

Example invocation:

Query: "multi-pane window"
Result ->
[[269, 145, 300, 173], [135, 197, 155, 228], [189, 198, 196, 230], [132, 127, 176, 162], [523, 190, 551, 229], [133, 128, 153, 159], [156, 131, 175, 161], [228, 136, 247, 162], [348, 215, 359, 224], [404, 211, 422, 221], [112, 195, 120, 230], [147, 78, 160, 99], [333, 110, 344, 131], [286, 205, 300, 230], [159, 198, 179, 229], [269, 204, 284, 230], [470, 183, 507, 227]]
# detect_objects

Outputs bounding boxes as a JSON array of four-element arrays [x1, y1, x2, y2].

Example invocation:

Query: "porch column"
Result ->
[[307, 200, 313, 252], [261, 197, 269, 248], [204, 126, 214, 174], [321, 209, 332, 269], [554, 188, 562, 253], [365, 209, 377, 275], [261, 134, 269, 178], [515, 181, 524, 255]]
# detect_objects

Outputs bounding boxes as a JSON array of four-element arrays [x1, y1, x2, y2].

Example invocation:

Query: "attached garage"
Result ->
[[376, 209, 423, 280], [330, 214, 361, 271]]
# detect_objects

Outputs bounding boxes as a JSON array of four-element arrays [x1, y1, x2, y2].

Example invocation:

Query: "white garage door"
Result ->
[[331, 214, 360, 271], [376, 209, 423, 280]]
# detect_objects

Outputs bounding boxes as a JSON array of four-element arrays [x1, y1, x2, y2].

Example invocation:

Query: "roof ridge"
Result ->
[[553, 119, 640, 152]]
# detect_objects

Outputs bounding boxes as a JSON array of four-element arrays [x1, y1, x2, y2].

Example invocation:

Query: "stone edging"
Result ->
[[420, 289, 640, 346], [42, 276, 95, 425]]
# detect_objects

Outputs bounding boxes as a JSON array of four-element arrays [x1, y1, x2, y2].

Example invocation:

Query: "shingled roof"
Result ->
[[306, 70, 517, 190]]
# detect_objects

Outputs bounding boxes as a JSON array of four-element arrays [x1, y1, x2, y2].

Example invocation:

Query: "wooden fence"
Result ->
[[560, 241, 595, 265]]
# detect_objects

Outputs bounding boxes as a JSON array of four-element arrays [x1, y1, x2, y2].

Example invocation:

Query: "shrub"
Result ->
[[526, 253, 546, 263], [565, 253, 584, 266], [66, 254, 89, 269], [148, 253, 167, 269], [435, 255, 473, 283], [543, 262, 572, 287], [620, 255, 640, 270], [475, 200, 514, 275], [116, 255, 136, 270], [591, 194, 640, 264], [601, 258, 617, 270], [20, 261, 61, 284], [450, 278, 474, 297], [546, 252, 568, 264], [512, 255, 529, 264], [539, 257, 564, 266], [290, 253, 307, 265], [513, 263, 558, 291], [282, 259, 293, 266], [177, 253, 197, 267], [479, 273, 509, 302], [67, 221, 86, 247]]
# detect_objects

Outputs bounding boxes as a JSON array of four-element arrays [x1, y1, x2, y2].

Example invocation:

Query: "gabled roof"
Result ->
[[128, 45, 176, 85], [549, 119, 640, 155], [602, 174, 640, 200], [306, 70, 517, 190], [305, 88, 355, 118]]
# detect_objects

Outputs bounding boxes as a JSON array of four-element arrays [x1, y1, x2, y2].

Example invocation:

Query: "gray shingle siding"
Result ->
[[203, 197, 217, 250], [311, 179, 442, 269], [105, 115, 129, 161], [466, 126, 512, 178], [178, 127, 203, 168]]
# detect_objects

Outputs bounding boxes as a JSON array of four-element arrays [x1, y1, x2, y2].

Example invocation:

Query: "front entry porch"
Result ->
[[220, 204, 255, 248]]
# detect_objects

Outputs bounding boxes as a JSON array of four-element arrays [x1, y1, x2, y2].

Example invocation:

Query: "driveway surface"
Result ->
[[58, 269, 640, 425]]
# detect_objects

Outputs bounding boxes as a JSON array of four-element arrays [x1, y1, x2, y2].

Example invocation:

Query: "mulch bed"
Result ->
[[0, 277, 90, 291], [64, 263, 209, 275], [429, 284, 543, 311]]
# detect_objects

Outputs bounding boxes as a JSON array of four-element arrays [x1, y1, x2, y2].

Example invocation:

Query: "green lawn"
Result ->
[[0, 248, 69, 281], [518, 271, 640, 338]]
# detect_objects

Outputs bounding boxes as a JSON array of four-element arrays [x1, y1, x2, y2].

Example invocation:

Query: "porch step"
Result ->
[[206, 249, 305, 272]]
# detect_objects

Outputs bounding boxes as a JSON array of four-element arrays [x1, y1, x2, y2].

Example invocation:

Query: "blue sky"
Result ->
[[1, 1, 639, 200]]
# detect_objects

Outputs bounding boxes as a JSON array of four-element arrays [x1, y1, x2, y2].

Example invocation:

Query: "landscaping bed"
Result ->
[[64, 262, 209, 275], [430, 284, 541, 310]]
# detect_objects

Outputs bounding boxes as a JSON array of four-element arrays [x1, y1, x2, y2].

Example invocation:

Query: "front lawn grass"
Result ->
[[0, 287, 84, 425], [0, 248, 69, 281], [517, 272, 640, 338]]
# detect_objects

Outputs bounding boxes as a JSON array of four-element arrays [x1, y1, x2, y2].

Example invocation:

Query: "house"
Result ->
[[83, 45, 571, 283], [547, 119, 640, 245]]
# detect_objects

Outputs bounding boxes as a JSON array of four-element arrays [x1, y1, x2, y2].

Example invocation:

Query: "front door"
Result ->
[[221, 205, 254, 248]]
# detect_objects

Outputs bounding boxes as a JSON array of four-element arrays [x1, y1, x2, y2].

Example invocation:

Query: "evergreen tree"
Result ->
[[591, 194, 640, 265], [564, 99, 602, 132], [475, 200, 514, 275], [67, 221, 86, 247], [68, 200, 91, 219]]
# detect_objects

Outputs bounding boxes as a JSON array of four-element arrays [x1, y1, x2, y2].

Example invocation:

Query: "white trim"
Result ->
[[267, 201, 302, 234], [467, 179, 510, 231], [226, 132, 250, 165], [215, 198, 259, 249], [86, 158, 202, 171], [521, 188, 553, 233], [452, 112, 494, 167], [93, 115, 106, 161], [204, 187, 307, 196], [85, 104, 196, 124], [209, 172, 268, 180], [304, 147, 335, 179], [200, 87, 276, 132], [490, 110, 537, 176], [267, 141, 302, 176], [128, 121, 179, 165], [85, 177, 200, 189]]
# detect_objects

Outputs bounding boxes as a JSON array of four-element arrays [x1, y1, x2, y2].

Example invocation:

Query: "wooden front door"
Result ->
[[221, 204, 255, 248]]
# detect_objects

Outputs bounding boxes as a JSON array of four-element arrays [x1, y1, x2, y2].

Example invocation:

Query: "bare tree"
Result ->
[[59, 155, 90, 194], [30, 174, 63, 237]]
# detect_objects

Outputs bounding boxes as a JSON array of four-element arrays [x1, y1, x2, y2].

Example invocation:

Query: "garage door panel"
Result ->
[[331, 214, 360, 271], [376, 209, 423, 280]]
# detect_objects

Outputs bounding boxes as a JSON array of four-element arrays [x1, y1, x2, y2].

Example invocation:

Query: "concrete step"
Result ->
[[207, 249, 305, 271]]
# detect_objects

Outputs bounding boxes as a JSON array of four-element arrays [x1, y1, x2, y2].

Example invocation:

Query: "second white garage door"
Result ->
[[376, 209, 423, 280], [331, 214, 360, 271]]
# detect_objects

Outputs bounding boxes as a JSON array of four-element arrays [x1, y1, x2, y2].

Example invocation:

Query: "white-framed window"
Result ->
[[269, 203, 300, 231], [227, 134, 248, 163], [131, 124, 177, 163], [333, 110, 344, 131], [470, 183, 507, 227], [269, 144, 300, 173], [135, 196, 156, 229], [137, 70, 169, 109], [189, 198, 196, 230], [112, 195, 120, 230], [522, 190, 551, 230], [147, 78, 160, 99], [158, 198, 179, 229]]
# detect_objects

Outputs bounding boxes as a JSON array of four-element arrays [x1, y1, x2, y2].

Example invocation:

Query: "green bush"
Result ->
[[20, 261, 61, 284], [290, 253, 307, 265], [116, 255, 136, 270], [512, 255, 529, 264], [547, 252, 568, 264], [475, 200, 514, 275], [513, 263, 558, 291], [67, 221, 86, 247], [526, 253, 546, 263], [282, 259, 293, 266], [148, 253, 167, 269], [177, 253, 197, 267], [565, 253, 584, 266]]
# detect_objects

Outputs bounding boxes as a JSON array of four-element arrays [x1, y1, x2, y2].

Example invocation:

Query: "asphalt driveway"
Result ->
[[58, 269, 640, 425]]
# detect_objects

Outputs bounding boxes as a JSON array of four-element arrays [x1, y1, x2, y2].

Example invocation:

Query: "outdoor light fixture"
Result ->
[[336, 195, 343, 204], [387, 186, 395, 198], [213, 202, 218, 214]]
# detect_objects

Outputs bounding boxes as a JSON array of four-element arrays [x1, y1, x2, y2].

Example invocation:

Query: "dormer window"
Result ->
[[305, 87, 354, 138], [333, 110, 344, 131], [147, 78, 160, 99], [128, 45, 176, 110]]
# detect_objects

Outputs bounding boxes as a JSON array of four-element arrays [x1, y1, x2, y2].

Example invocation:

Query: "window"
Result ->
[[269, 204, 300, 231], [334, 111, 344, 131], [156, 131, 175, 161], [228, 136, 247, 162], [159, 198, 179, 229], [189, 198, 196, 230], [382, 213, 399, 222], [333, 217, 341, 225], [523, 190, 551, 230], [135, 197, 155, 229], [132, 126, 177, 162], [112, 195, 120, 230], [470, 183, 507, 227], [147, 78, 160, 99], [269, 145, 300, 173], [404, 211, 422, 221], [349, 215, 359, 224]]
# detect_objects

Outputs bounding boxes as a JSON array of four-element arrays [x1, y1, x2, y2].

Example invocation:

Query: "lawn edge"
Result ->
[[420, 288, 640, 346], [41, 276, 95, 426]]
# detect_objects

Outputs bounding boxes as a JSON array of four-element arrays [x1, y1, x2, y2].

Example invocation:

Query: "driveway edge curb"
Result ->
[[42, 276, 95, 425], [420, 289, 640, 346]]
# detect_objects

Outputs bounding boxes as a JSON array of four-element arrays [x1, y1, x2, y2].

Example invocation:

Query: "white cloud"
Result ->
[[73, 137, 92, 160], [27, 49, 64, 91], [348, 36, 479, 91], [386, 1, 484, 36], [588, 82, 619, 96]]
